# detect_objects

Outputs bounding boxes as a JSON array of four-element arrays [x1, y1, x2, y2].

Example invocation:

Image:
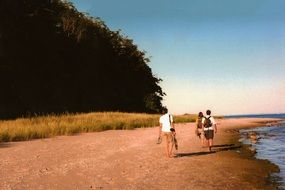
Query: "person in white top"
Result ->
[[202, 109, 217, 152], [158, 108, 175, 158]]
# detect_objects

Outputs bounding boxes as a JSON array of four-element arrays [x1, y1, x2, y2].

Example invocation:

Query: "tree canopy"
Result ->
[[0, 0, 166, 118]]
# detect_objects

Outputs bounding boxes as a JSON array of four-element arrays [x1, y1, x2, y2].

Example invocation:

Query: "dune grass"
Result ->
[[0, 112, 197, 142]]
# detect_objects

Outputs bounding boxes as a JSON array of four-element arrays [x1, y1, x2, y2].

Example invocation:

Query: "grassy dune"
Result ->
[[0, 112, 196, 142]]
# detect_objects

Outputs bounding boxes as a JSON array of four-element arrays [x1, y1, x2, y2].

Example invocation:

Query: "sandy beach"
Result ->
[[0, 118, 281, 190]]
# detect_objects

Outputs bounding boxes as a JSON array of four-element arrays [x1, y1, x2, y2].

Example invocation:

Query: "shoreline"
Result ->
[[237, 119, 285, 189], [219, 118, 283, 189], [0, 118, 283, 189]]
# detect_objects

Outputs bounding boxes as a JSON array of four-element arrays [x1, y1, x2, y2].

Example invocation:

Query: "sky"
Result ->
[[70, 0, 285, 115]]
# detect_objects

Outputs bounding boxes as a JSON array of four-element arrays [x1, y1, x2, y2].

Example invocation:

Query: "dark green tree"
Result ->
[[0, 0, 165, 118]]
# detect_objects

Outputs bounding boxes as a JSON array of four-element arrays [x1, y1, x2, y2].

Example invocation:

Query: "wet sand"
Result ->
[[0, 118, 280, 190]]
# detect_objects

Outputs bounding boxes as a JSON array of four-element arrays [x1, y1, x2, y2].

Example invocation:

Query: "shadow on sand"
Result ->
[[175, 151, 215, 157], [212, 143, 235, 148], [175, 144, 241, 158], [0, 142, 13, 149]]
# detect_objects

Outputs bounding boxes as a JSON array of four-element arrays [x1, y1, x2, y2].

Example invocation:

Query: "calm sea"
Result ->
[[226, 114, 285, 189]]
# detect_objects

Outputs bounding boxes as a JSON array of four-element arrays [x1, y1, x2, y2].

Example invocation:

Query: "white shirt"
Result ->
[[202, 115, 216, 131], [159, 113, 173, 132]]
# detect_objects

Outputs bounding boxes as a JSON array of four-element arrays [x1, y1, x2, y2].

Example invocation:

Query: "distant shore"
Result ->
[[0, 118, 281, 189]]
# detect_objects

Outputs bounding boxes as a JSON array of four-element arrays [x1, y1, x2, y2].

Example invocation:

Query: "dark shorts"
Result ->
[[204, 130, 214, 140]]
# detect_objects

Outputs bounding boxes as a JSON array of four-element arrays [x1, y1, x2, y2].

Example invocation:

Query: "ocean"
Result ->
[[226, 114, 285, 189]]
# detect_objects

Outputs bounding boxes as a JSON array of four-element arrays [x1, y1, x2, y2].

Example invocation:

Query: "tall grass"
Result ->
[[0, 112, 196, 142]]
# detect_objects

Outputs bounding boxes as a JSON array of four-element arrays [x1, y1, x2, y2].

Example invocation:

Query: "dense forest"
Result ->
[[0, 0, 165, 118]]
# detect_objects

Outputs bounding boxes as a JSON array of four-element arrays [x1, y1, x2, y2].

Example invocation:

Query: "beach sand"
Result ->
[[0, 118, 281, 190]]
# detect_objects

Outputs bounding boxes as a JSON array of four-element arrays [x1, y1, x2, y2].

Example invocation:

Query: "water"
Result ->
[[235, 114, 285, 189], [225, 113, 285, 119]]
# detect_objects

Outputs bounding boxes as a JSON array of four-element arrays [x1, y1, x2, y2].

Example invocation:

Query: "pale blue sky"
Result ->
[[70, 0, 285, 115]]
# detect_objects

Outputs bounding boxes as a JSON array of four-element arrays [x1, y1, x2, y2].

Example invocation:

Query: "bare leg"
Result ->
[[209, 139, 213, 151], [169, 142, 174, 157], [206, 139, 210, 151], [165, 142, 170, 157]]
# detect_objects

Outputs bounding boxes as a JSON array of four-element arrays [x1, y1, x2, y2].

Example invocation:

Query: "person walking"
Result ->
[[195, 112, 205, 146], [158, 108, 175, 158], [202, 109, 217, 152]]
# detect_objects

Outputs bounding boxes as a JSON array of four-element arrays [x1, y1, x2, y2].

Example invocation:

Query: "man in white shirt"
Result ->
[[202, 109, 217, 152], [158, 108, 175, 158]]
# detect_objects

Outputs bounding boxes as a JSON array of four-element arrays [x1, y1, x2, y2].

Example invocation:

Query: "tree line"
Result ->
[[0, 0, 166, 119]]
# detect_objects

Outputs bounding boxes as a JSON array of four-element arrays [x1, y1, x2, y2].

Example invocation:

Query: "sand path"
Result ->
[[0, 118, 279, 190]]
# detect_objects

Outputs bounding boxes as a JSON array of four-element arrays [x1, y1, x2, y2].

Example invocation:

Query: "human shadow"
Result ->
[[211, 144, 235, 148], [175, 144, 241, 158], [214, 145, 241, 152], [0, 142, 13, 149], [175, 151, 216, 157]]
